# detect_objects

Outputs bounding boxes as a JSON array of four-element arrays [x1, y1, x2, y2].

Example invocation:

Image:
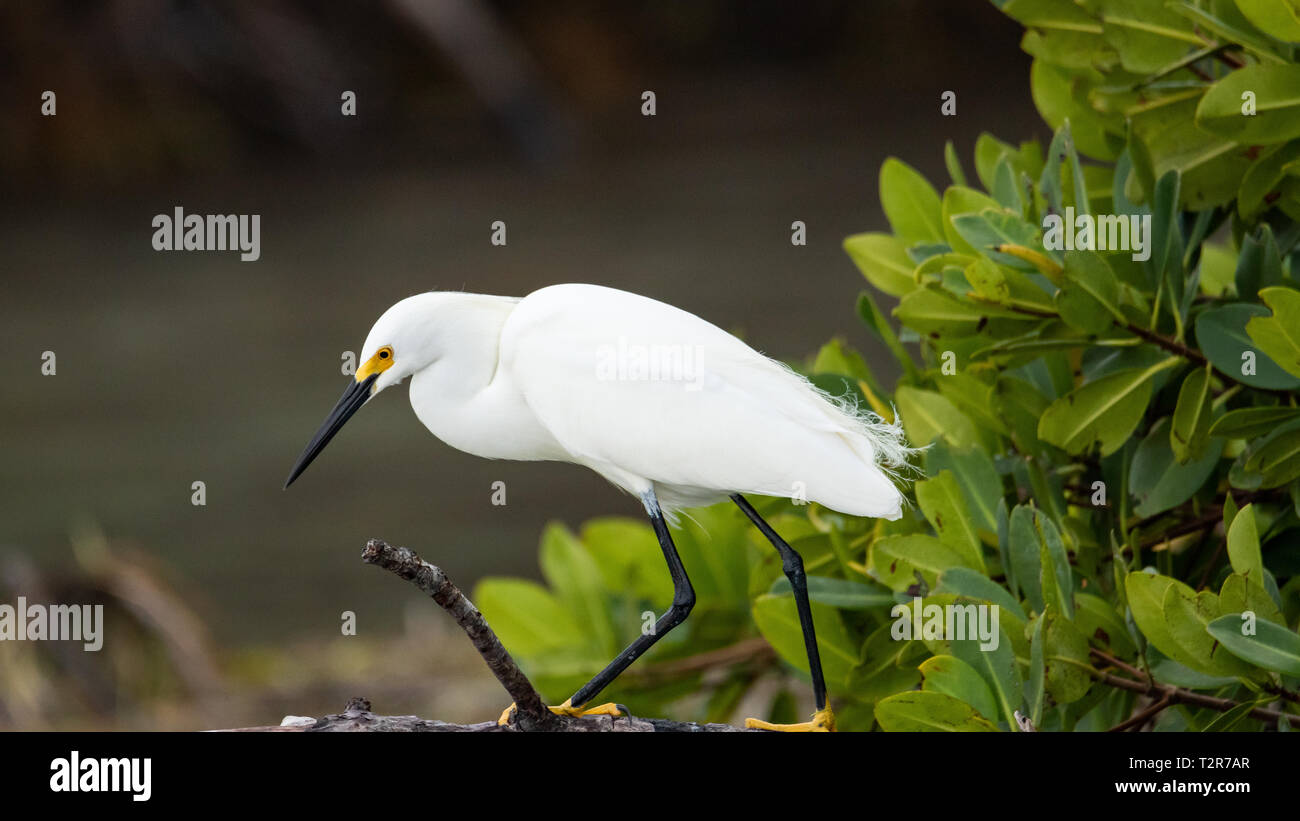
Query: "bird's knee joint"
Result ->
[[782, 552, 805, 579], [668, 592, 695, 624]]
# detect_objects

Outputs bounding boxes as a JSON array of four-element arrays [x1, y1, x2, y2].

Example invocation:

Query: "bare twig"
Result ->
[[361, 537, 557, 730], [1087, 649, 1291, 726], [1108, 692, 1172, 732]]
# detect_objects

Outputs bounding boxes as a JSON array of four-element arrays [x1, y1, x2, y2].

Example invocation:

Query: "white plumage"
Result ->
[[357, 284, 908, 519]]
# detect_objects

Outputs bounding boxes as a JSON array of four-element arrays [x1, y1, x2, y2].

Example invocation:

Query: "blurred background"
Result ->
[[0, 0, 1042, 729]]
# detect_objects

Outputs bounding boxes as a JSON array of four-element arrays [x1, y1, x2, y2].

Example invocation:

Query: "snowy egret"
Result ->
[[285, 284, 910, 731]]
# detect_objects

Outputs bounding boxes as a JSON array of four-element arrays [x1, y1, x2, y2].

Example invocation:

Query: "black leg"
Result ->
[[732, 493, 827, 710], [568, 490, 696, 708]]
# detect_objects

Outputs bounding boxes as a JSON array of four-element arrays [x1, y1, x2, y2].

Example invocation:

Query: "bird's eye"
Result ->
[[379, 350, 390, 359]]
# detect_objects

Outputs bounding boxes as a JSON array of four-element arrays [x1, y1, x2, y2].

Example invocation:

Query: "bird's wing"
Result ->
[[500, 284, 904, 518]]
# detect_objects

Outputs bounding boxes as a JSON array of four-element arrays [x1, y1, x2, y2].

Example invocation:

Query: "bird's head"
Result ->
[[283, 294, 443, 488]]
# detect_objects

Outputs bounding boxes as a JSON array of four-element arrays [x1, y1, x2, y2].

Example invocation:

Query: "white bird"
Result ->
[[286, 283, 911, 731]]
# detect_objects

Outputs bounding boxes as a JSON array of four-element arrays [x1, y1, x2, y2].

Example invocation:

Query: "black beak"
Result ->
[[284, 374, 378, 488]]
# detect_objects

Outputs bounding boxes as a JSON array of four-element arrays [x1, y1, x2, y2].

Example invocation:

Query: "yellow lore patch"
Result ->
[[356, 346, 394, 382]]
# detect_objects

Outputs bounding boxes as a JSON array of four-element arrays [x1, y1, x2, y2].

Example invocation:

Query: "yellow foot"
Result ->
[[745, 706, 836, 732], [497, 699, 624, 726]]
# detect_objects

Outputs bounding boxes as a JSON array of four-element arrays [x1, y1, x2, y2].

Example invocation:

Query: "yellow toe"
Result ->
[[745, 706, 835, 732], [497, 703, 517, 726], [548, 699, 624, 718], [497, 699, 623, 726]]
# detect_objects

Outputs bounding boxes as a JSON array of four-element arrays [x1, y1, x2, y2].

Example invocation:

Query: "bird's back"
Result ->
[[500, 284, 908, 519]]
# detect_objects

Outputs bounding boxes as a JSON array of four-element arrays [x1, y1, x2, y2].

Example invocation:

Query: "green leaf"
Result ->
[[1220, 572, 1283, 626], [1038, 360, 1175, 455], [965, 257, 1058, 313], [672, 505, 750, 608], [1206, 405, 1300, 441], [915, 470, 986, 573], [767, 575, 894, 609], [1200, 700, 1260, 732], [1236, 224, 1283, 299], [581, 518, 675, 607], [1030, 59, 1124, 161], [935, 567, 1028, 621], [936, 374, 1010, 441], [1037, 513, 1074, 619], [752, 594, 859, 689], [1009, 504, 1044, 612], [872, 534, 972, 590], [1074, 591, 1137, 657], [1043, 608, 1093, 705], [1148, 170, 1185, 310], [1131, 417, 1224, 517], [1126, 571, 1204, 672], [1238, 140, 1300, 219], [540, 523, 619, 656], [1234, 0, 1300, 42], [1125, 122, 1156, 205], [1057, 250, 1126, 333], [975, 132, 1019, 192], [992, 156, 1024, 213], [1004, 0, 1111, 70], [950, 626, 1022, 729], [919, 655, 1000, 722], [894, 284, 1027, 336], [923, 440, 1002, 538], [1227, 504, 1265, 587], [812, 338, 882, 404], [1162, 583, 1258, 677], [880, 157, 945, 247], [944, 139, 968, 187], [850, 621, 927, 699], [1131, 92, 1249, 210], [1025, 616, 1046, 725], [474, 578, 588, 657], [1207, 613, 1300, 676], [894, 385, 979, 448], [1196, 304, 1300, 390], [844, 233, 917, 297], [964, 256, 1011, 305], [1170, 364, 1213, 463], [1246, 287, 1300, 379], [995, 375, 1052, 450], [942, 187, 1002, 256], [951, 208, 1045, 270], [1099, 0, 1199, 74], [1196, 63, 1300, 144], [1199, 242, 1238, 298], [1168, 1, 1290, 65], [856, 290, 918, 381], [874, 690, 1000, 732], [996, 497, 1014, 595], [1150, 652, 1238, 690], [1233, 420, 1300, 489]]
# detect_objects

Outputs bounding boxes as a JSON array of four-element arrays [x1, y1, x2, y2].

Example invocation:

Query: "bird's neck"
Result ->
[[418, 294, 517, 397], [406, 293, 565, 461]]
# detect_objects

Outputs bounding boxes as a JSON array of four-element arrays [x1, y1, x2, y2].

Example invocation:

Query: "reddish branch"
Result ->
[[1089, 649, 1290, 728]]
